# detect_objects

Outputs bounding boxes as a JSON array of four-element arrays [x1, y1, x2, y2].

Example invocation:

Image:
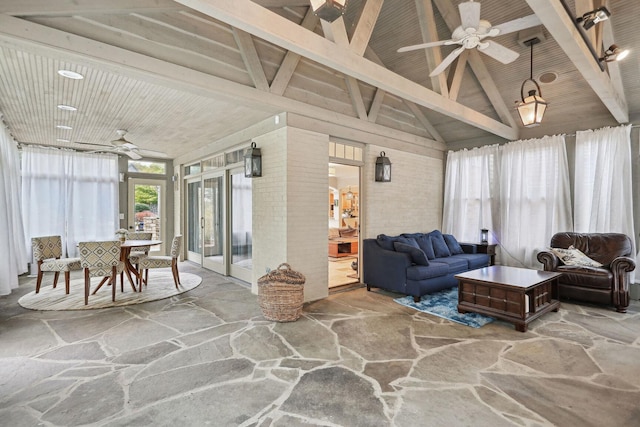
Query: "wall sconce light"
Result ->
[[310, 0, 348, 22], [481, 229, 489, 244], [516, 38, 548, 128], [600, 44, 630, 63], [576, 6, 610, 31], [375, 151, 391, 182], [244, 141, 262, 178]]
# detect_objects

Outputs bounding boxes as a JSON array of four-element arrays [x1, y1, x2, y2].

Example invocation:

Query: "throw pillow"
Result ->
[[550, 245, 603, 267], [397, 236, 420, 249], [393, 242, 429, 266], [429, 231, 451, 258], [414, 234, 436, 260], [377, 234, 400, 251], [443, 234, 464, 255]]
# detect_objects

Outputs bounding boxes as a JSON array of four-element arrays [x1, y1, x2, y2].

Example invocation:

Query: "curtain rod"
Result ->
[[564, 124, 640, 137]]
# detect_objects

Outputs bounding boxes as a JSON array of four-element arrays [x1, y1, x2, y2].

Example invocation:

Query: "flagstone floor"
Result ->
[[1, 263, 639, 426]]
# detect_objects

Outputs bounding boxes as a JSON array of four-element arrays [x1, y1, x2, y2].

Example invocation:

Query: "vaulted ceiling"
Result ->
[[0, 0, 637, 159]]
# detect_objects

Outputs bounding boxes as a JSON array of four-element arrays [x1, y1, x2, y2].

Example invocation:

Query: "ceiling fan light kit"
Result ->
[[310, 0, 347, 22], [516, 38, 548, 128]]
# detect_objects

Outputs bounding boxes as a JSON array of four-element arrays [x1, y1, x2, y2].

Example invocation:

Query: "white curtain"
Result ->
[[499, 135, 573, 268], [22, 146, 119, 260], [442, 144, 500, 243], [0, 118, 28, 295], [574, 125, 635, 279]]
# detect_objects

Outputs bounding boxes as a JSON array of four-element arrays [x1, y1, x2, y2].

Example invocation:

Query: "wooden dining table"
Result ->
[[121, 239, 162, 291]]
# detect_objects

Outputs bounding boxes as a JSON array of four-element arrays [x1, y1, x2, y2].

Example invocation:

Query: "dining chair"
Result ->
[[31, 236, 82, 294], [78, 241, 124, 305], [138, 235, 182, 289], [124, 231, 152, 285]]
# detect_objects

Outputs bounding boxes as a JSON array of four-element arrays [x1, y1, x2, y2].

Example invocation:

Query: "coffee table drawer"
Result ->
[[459, 283, 525, 315]]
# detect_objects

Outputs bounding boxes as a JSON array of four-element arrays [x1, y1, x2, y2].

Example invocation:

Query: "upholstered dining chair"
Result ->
[[31, 235, 82, 294], [123, 231, 152, 284], [78, 241, 124, 305], [138, 235, 182, 289]]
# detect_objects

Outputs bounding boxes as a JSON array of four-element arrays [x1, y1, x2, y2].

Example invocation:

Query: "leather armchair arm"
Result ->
[[537, 250, 560, 271], [610, 256, 635, 310]]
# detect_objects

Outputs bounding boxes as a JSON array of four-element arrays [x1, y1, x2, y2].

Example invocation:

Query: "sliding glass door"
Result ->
[[229, 168, 252, 282], [202, 173, 225, 273]]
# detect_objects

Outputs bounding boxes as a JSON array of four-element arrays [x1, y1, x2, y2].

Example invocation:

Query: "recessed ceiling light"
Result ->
[[538, 72, 559, 84], [56, 125, 73, 130], [56, 138, 70, 143], [57, 69, 84, 80], [57, 104, 77, 111]]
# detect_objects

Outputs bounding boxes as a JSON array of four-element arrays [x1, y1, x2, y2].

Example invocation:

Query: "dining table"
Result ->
[[121, 239, 162, 291]]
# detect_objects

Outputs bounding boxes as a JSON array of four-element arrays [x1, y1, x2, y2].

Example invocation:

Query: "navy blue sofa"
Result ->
[[363, 230, 490, 302]]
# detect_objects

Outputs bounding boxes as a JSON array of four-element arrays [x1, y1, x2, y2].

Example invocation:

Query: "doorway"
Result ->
[[127, 178, 166, 254], [328, 163, 360, 288], [185, 167, 252, 282]]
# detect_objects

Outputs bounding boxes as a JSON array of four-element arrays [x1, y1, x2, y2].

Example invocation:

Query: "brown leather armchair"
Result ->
[[537, 232, 635, 313]]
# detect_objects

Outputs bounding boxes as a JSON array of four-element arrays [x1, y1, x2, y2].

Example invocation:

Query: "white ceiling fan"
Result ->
[[397, 0, 542, 77], [76, 129, 168, 159]]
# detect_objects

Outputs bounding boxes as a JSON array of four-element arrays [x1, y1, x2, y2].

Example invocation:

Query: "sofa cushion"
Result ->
[[550, 246, 603, 267], [443, 234, 464, 255], [407, 262, 449, 281], [397, 236, 420, 248], [556, 265, 613, 290], [429, 231, 451, 258], [451, 253, 489, 270], [402, 233, 436, 259], [376, 234, 402, 251], [394, 242, 429, 266], [433, 256, 467, 274]]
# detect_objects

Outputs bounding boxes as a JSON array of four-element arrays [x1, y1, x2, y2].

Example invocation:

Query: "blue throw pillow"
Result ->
[[443, 234, 464, 255], [393, 242, 429, 266], [397, 236, 420, 249], [413, 234, 436, 260], [430, 232, 451, 258], [377, 234, 400, 251]]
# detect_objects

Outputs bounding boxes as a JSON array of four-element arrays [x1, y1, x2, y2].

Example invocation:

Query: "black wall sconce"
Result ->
[[375, 151, 391, 182], [244, 141, 262, 178]]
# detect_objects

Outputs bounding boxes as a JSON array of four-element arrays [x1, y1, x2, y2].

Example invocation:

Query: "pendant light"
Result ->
[[516, 38, 548, 128]]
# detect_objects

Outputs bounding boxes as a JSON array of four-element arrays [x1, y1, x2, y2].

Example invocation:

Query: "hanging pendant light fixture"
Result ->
[[516, 38, 548, 128], [346, 186, 354, 200], [310, 0, 348, 22]]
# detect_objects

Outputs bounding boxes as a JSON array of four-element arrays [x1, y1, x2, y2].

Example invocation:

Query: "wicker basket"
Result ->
[[257, 263, 305, 322]]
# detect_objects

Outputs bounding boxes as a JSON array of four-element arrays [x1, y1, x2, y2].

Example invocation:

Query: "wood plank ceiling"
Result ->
[[0, 0, 636, 159]]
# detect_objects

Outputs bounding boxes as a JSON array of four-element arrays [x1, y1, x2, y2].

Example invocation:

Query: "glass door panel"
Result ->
[[128, 178, 166, 254], [202, 173, 225, 273], [229, 169, 252, 282], [186, 179, 202, 263]]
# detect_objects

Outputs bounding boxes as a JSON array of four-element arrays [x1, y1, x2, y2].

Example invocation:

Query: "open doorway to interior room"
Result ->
[[328, 163, 360, 288]]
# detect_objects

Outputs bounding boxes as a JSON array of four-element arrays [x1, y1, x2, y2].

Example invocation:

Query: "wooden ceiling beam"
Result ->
[[414, 0, 448, 97], [349, 0, 384, 57], [525, 0, 628, 123], [0, 0, 182, 16], [232, 28, 270, 91], [174, 0, 517, 140]]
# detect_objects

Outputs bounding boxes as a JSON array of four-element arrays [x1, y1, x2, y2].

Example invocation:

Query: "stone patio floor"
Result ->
[[1, 263, 639, 426]]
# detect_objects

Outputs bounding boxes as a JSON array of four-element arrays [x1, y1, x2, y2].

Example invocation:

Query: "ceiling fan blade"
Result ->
[[74, 141, 109, 148], [124, 150, 142, 160], [429, 46, 465, 77], [398, 39, 450, 53], [491, 14, 541, 36], [138, 149, 169, 159], [459, 1, 481, 30], [477, 40, 519, 64], [121, 142, 138, 150]]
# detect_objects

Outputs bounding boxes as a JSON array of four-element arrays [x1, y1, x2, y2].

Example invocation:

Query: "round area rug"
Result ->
[[18, 272, 202, 311]]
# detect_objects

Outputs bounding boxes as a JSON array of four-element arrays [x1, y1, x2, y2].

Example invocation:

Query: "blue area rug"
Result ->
[[394, 287, 494, 328]]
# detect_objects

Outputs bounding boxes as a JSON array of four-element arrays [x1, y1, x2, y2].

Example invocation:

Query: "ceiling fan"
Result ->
[[397, 0, 542, 77], [75, 129, 168, 159]]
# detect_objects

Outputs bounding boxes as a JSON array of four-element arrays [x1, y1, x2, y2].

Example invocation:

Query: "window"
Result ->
[[128, 160, 166, 174]]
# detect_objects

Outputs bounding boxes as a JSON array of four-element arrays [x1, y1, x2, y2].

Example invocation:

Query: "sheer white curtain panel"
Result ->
[[499, 135, 573, 268], [574, 125, 635, 279], [442, 144, 500, 243], [21, 147, 119, 260], [0, 121, 28, 295]]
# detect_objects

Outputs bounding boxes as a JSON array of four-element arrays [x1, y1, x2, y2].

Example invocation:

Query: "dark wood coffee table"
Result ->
[[455, 265, 561, 332]]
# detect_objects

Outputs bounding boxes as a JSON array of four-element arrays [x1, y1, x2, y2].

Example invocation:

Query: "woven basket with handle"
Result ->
[[257, 263, 305, 322]]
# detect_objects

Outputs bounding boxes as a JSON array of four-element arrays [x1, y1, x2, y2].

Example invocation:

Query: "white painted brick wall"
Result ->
[[363, 145, 444, 238]]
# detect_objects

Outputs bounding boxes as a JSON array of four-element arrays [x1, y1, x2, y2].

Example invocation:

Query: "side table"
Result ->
[[477, 244, 497, 266]]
